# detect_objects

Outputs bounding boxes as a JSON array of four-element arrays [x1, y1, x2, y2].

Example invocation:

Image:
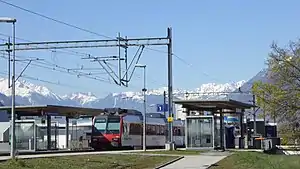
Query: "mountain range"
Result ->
[[0, 69, 267, 119]]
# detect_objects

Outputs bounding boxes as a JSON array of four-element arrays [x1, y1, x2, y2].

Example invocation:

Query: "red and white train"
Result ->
[[91, 108, 185, 150]]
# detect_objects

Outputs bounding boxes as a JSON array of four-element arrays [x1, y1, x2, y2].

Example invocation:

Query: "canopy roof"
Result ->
[[0, 105, 105, 118], [174, 99, 255, 111]]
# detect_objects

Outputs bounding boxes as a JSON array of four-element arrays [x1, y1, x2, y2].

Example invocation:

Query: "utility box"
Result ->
[[262, 137, 280, 153], [248, 136, 262, 149], [238, 137, 245, 149]]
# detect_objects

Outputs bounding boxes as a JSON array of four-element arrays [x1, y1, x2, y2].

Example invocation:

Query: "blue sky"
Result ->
[[1, 0, 300, 97]]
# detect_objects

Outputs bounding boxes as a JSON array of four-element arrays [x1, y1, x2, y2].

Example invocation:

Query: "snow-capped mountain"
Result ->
[[0, 76, 248, 108], [0, 93, 10, 106], [0, 78, 65, 106], [0, 72, 270, 119], [0, 68, 273, 122], [62, 92, 98, 105], [112, 80, 246, 101], [0, 77, 250, 119]]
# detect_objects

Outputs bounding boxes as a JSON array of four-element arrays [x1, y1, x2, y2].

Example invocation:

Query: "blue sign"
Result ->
[[224, 116, 228, 121], [224, 116, 239, 123], [156, 104, 168, 112]]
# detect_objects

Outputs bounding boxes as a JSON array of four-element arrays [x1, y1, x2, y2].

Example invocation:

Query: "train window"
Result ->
[[158, 126, 162, 135], [173, 127, 184, 136], [155, 125, 160, 135], [129, 123, 142, 135], [146, 124, 156, 135], [161, 125, 166, 135], [177, 128, 181, 136], [146, 124, 150, 135], [173, 127, 177, 136], [147, 124, 154, 135], [151, 125, 156, 135]]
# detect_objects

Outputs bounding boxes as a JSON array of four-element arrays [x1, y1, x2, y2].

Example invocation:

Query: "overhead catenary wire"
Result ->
[[0, 50, 163, 90], [0, 32, 91, 58], [0, 51, 145, 92], [1, 0, 228, 91], [0, 71, 86, 89], [0, 0, 112, 39], [0, 32, 165, 88], [0, 52, 112, 84], [0, 0, 196, 69]]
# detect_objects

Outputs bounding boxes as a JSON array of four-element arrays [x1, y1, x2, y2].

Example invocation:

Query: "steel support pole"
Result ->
[[252, 94, 257, 135], [142, 66, 147, 151], [118, 32, 122, 85], [10, 22, 16, 159], [163, 91, 166, 118], [7, 37, 11, 88], [167, 27, 173, 146]]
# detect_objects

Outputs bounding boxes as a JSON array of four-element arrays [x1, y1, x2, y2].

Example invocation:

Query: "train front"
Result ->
[[91, 115, 121, 150]]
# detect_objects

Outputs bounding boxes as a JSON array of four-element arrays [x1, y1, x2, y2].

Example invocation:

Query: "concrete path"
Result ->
[[159, 155, 227, 169]]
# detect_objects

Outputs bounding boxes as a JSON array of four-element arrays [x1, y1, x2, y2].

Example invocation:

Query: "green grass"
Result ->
[[209, 151, 300, 169], [138, 149, 205, 155], [0, 154, 177, 169]]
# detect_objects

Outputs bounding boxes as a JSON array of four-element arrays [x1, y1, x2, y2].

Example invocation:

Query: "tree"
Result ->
[[252, 39, 300, 144]]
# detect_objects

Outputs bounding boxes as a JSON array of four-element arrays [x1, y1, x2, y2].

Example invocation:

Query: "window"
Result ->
[[159, 125, 166, 135], [107, 117, 120, 134], [177, 128, 181, 136], [146, 124, 152, 135], [107, 123, 120, 131], [173, 127, 178, 136], [94, 119, 106, 133], [129, 123, 142, 135], [173, 126, 184, 136], [145, 124, 166, 135]]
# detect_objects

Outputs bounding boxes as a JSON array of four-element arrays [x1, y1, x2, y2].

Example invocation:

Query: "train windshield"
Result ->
[[106, 117, 120, 134], [93, 116, 120, 134], [94, 118, 106, 133]]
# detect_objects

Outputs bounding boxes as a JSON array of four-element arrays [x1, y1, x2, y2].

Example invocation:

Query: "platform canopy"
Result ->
[[0, 105, 105, 118], [174, 98, 255, 112]]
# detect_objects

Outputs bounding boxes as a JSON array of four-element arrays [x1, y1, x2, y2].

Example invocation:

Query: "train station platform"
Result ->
[[0, 105, 105, 153]]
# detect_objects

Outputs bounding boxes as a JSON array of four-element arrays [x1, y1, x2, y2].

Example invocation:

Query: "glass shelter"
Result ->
[[0, 105, 105, 153], [174, 99, 255, 150]]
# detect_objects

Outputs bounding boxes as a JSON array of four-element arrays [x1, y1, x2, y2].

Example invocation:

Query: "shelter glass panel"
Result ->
[[36, 124, 47, 151], [186, 117, 213, 148], [14, 121, 35, 151]]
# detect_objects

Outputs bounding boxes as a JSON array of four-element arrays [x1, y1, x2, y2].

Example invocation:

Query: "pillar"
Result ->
[[239, 109, 245, 149], [220, 109, 225, 151], [33, 121, 37, 151], [65, 117, 69, 149], [47, 115, 51, 150], [184, 108, 189, 149]]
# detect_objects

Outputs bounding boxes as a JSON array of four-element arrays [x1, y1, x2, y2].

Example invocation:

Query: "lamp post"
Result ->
[[0, 17, 17, 159], [135, 64, 147, 151]]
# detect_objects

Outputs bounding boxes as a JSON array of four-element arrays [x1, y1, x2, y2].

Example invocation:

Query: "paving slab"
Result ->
[[159, 155, 227, 169]]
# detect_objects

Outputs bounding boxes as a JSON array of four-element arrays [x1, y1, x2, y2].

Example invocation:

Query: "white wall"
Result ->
[[175, 104, 186, 120], [0, 122, 10, 142]]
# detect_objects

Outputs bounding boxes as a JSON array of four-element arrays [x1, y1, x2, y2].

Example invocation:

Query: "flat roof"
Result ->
[[174, 99, 255, 111], [0, 105, 105, 117]]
